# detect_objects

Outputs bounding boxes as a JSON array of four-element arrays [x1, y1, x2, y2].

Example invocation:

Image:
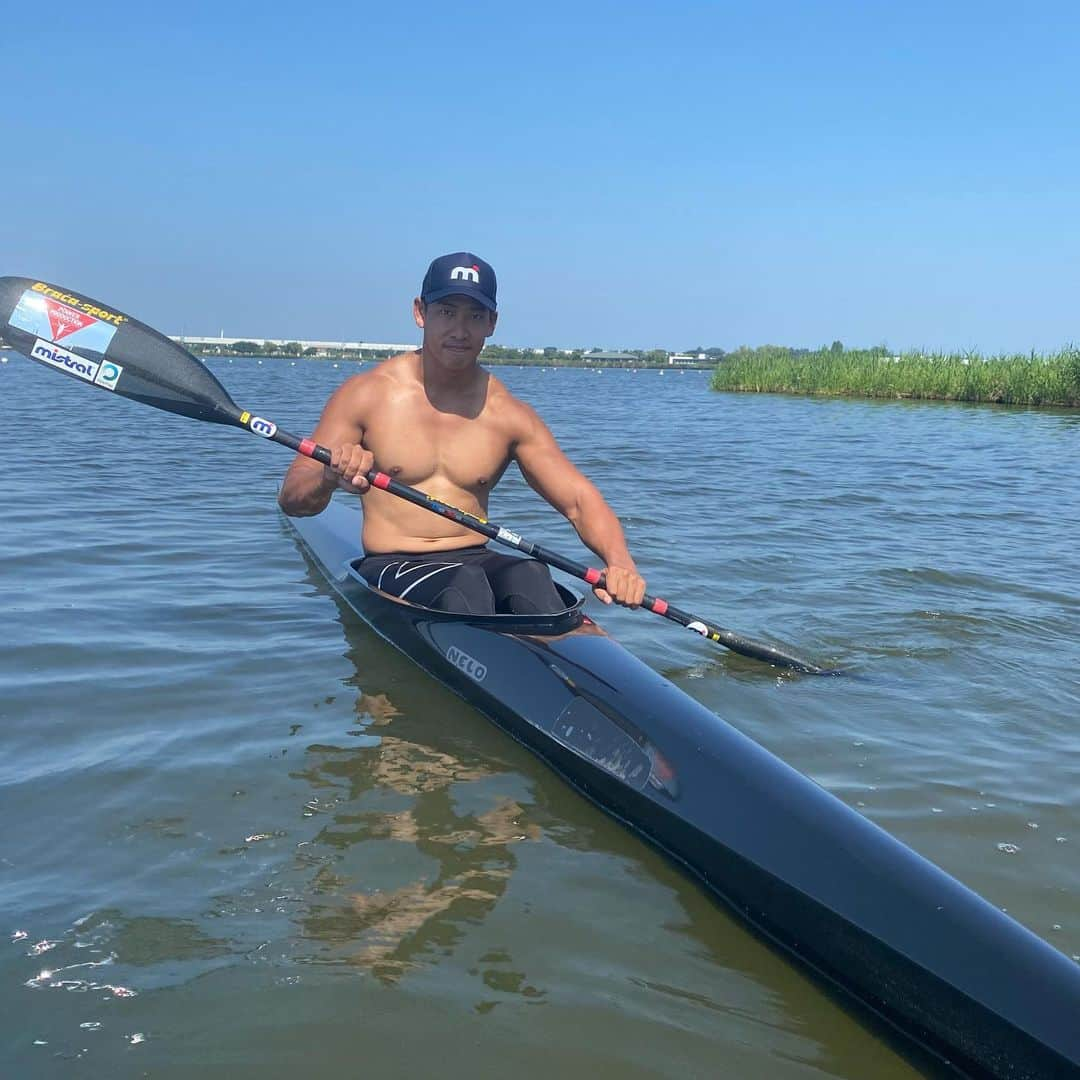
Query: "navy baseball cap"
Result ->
[[421, 252, 497, 311]]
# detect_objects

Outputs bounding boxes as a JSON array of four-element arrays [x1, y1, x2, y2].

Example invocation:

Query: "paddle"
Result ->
[[0, 275, 838, 675]]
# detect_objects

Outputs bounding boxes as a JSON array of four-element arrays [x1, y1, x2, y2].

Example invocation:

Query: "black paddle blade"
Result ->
[[713, 630, 840, 675], [0, 276, 243, 427]]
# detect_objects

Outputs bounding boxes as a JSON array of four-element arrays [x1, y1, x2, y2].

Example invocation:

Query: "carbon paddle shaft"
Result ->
[[0, 275, 836, 674]]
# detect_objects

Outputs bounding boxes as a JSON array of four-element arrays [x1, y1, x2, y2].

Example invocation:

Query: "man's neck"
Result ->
[[417, 349, 488, 419], [419, 347, 483, 396]]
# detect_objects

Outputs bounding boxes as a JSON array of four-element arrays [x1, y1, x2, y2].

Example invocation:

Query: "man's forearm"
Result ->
[[278, 465, 339, 517], [568, 489, 637, 571]]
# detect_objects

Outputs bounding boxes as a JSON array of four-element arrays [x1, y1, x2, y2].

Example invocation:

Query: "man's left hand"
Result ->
[[594, 565, 647, 608]]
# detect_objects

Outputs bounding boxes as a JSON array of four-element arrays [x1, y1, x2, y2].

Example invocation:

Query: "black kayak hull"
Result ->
[[286, 500, 1080, 1078]]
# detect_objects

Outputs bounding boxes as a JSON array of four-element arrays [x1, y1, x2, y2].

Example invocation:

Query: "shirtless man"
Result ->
[[278, 252, 646, 616]]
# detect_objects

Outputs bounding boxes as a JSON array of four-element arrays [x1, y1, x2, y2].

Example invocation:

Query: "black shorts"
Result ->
[[357, 546, 565, 616]]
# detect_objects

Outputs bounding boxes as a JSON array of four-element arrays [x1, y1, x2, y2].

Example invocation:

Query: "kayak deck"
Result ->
[[286, 498, 1080, 1079]]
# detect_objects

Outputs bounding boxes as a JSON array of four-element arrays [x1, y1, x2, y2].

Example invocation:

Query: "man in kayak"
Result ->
[[278, 252, 646, 616]]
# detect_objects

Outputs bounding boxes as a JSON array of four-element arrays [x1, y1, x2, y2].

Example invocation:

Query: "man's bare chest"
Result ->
[[363, 396, 513, 492]]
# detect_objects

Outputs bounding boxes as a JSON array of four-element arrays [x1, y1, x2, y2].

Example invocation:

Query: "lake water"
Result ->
[[1, 354, 1077, 1077]]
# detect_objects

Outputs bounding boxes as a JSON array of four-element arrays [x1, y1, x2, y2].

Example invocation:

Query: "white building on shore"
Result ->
[[173, 336, 416, 356]]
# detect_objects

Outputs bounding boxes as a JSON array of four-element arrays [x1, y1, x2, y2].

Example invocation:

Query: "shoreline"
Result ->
[[193, 352, 716, 371]]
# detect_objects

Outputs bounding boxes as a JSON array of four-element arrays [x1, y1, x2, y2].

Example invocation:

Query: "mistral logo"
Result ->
[[446, 646, 487, 682], [33, 338, 98, 381], [450, 265, 480, 284], [31, 337, 120, 390]]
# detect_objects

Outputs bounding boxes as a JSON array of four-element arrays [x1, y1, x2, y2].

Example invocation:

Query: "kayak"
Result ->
[[292, 498, 1079, 1077]]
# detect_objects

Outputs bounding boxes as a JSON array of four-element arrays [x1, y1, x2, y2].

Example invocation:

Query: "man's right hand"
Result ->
[[325, 443, 375, 494]]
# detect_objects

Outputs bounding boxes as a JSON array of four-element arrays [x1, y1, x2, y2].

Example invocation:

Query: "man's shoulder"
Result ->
[[370, 350, 421, 383], [335, 351, 419, 398], [484, 373, 546, 436], [484, 370, 525, 410]]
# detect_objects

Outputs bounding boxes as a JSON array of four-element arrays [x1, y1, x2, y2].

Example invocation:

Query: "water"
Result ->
[[1, 354, 1077, 1077]]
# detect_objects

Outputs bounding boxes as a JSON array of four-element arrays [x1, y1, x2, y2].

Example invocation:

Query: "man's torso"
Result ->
[[354, 353, 524, 553]]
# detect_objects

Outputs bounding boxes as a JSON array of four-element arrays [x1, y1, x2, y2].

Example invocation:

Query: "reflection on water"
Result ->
[[295, 731, 539, 988], [275, 608, 547, 994]]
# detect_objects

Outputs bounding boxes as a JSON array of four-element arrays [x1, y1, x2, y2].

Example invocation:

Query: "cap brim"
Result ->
[[422, 285, 497, 312]]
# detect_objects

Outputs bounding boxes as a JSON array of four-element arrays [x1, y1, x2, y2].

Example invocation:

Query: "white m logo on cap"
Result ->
[[450, 266, 480, 284]]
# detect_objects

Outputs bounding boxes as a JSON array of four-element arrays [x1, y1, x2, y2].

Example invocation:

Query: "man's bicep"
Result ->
[[309, 376, 369, 446], [286, 376, 368, 478], [514, 411, 590, 516]]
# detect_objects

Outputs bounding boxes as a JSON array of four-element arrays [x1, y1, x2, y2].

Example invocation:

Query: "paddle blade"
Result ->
[[0, 276, 243, 426]]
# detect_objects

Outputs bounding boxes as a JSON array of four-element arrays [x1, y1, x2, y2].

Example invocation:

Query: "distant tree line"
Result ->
[[186, 340, 399, 360], [185, 338, 892, 366], [716, 342, 890, 362], [479, 346, 720, 367]]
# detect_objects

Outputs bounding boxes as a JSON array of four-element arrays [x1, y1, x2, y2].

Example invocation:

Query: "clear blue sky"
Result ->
[[3, 1, 1078, 353]]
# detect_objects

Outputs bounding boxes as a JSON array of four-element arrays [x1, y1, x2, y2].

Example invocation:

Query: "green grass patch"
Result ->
[[710, 345, 1080, 407]]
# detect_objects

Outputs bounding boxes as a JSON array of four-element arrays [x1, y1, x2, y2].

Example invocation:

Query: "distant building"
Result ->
[[173, 336, 416, 356], [584, 351, 638, 365], [668, 353, 708, 365]]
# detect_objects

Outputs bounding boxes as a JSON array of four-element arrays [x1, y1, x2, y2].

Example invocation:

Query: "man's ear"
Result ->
[[413, 297, 426, 328], [486, 311, 498, 337]]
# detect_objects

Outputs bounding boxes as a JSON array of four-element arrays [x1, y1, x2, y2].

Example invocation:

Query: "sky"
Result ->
[[2, 1, 1078, 353]]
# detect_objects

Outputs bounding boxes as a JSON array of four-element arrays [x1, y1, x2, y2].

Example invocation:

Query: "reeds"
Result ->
[[710, 346, 1080, 407]]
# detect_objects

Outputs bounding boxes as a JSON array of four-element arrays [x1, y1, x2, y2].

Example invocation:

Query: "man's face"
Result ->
[[414, 295, 497, 368]]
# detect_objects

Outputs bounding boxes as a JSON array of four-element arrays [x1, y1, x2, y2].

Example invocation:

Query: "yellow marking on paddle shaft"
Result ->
[[447, 505, 488, 525], [239, 411, 251, 424]]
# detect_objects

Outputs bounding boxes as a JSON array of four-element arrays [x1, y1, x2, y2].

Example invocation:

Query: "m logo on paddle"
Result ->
[[248, 416, 277, 438]]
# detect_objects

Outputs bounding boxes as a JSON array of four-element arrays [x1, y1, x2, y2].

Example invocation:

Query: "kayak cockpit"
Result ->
[[340, 557, 587, 637], [284, 499, 587, 638]]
